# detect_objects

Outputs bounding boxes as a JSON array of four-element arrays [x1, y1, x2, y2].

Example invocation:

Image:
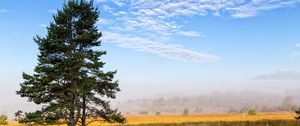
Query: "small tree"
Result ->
[[0, 115, 8, 125], [14, 110, 23, 121], [155, 112, 161, 116], [295, 108, 300, 119], [228, 107, 238, 114], [247, 109, 256, 115], [183, 108, 189, 116], [139, 111, 148, 115]]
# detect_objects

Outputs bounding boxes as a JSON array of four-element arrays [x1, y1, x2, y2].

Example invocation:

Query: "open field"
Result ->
[[123, 112, 297, 125], [2, 112, 300, 126]]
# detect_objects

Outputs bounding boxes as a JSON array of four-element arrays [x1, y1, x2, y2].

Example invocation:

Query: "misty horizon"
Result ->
[[1, 1, 300, 125]]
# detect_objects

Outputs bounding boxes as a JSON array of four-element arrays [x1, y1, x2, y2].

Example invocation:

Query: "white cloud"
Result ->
[[102, 4, 113, 12], [95, 0, 300, 62], [102, 31, 218, 63], [0, 9, 8, 13], [176, 31, 203, 37], [96, 18, 111, 25], [228, 0, 300, 18], [98, 0, 300, 19], [96, 0, 108, 3], [96, 0, 300, 39], [97, 0, 125, 6], [252, 70, 300, 80], [111, 0, 125, 7]]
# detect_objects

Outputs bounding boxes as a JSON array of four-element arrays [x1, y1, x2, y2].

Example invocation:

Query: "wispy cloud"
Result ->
[[97, 0, 300, 38], [228, 0, 300, 18], [102, 4, 113, 12], [252, 71, 300, 80], [96, 0, 300, 63], [102, 31, 218, 63], [97, 18, 114, 26], [96, 0, 124, 6], [96, 0, 107, 3], [176, 31, 203, 37], [0, 9, 8, 13]]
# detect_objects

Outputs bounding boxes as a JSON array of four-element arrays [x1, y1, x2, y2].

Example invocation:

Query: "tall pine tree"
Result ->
[[16, 1, 125, 126]]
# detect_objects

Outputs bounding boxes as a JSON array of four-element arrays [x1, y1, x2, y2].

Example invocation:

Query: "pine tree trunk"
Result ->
[[68, 112, 75, 126], [82, 96, 86, 126], [68, 94, 76, 126]]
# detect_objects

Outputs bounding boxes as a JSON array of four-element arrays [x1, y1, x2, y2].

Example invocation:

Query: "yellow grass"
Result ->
[[120, 112, 296, 125], [1, 112, 297, 126]]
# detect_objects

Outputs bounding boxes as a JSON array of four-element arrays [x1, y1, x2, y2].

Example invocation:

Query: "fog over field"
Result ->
[[117, 90, 300, 115], [2, 88, 300, 118], [1, 71, 300, 118], [1, 1, 300, 125]]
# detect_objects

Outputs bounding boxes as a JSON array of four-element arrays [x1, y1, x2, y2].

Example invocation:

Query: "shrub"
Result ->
[[19, 111, 44, 125], [248, 109, 257, 115], [14, 110, 23, 121], [295, 108, 300, 119], [139, 111, 148, 115], [0, 115, 8, 125], [228, 107, 238, 113], [183, 108, 189, 116], [155, 112, 161, 116]]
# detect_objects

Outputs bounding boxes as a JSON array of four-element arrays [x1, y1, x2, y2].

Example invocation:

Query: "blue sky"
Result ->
[[1, 0, 300, 114]]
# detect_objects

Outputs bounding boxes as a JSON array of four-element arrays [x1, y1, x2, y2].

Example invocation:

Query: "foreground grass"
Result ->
[[124, 120, 300, 126], [122, 112, 296, 125], [2, 112, 299, 126]]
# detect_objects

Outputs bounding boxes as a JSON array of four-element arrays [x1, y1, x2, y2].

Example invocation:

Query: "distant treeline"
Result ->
[[118, 91, 300, 115]]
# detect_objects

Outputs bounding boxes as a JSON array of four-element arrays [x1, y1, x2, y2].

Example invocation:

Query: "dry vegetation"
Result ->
[[1, 112, 299, 126], [123, 112, 296, 125]]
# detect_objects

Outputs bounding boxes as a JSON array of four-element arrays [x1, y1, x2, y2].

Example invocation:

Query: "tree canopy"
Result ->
[[16, 0, 125, 126]]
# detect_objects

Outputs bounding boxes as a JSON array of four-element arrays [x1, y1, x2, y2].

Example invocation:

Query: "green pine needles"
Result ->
[[16, 0, 125, 126]]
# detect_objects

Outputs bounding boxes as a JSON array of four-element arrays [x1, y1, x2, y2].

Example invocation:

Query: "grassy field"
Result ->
[[2, 112, 300, 126], [124, 112, 295, 124]]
